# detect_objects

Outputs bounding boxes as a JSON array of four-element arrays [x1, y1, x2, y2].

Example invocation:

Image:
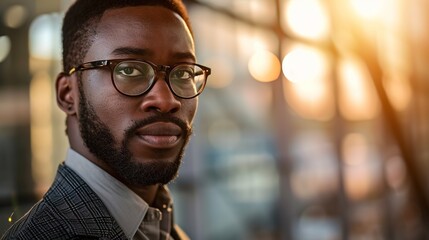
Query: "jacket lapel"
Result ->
[[46, 164, 127, 239]]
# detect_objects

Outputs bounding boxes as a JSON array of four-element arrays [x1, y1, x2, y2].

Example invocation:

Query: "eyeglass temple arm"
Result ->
[[68, 60, 110, 75], [199, 66, 211, 76]]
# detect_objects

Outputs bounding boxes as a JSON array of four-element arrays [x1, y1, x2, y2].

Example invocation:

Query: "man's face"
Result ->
[[76, 6, 197, 186]]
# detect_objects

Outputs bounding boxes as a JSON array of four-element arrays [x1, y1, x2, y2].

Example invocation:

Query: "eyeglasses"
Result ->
[[68, 59, 211, 99]]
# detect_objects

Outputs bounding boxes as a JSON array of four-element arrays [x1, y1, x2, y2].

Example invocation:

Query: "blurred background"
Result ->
[[1, 0, 429, 239]]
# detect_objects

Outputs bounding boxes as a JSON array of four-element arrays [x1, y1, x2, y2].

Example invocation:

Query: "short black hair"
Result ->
[[62, 0, 191, 73]]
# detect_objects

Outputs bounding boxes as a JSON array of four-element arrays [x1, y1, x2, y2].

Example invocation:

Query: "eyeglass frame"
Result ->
[[67, 59, 211, 99]]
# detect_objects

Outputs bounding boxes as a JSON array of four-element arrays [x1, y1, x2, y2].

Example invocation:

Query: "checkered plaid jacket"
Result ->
[[1, 164, 187, 240]]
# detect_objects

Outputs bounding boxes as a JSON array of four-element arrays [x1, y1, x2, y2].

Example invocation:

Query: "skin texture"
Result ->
[[56, 6, 197, 204]]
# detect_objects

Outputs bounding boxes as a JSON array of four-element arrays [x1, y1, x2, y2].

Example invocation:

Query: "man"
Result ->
[[2, 0, 210, 239]]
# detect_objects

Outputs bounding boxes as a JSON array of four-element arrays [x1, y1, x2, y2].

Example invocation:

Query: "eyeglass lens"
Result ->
[[113, 61, 206, 98]]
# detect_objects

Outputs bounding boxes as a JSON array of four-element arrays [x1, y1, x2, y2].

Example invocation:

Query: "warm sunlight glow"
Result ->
[[283, 78, 334, 121], [284, 0, 330, 40], [282, 46, 327, 84], [233, 0, 276, 25], [383, 74, 411, 111], [248, 50, 281, 82], [236, 25, 278, 59], [337, 58, 379, 121], [349, 0, 383, 20], [379, 30, 412, 112], [282, 45, 333, 121]]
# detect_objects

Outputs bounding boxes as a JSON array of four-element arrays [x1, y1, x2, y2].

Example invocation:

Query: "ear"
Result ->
[[56, 72, 77, 115]]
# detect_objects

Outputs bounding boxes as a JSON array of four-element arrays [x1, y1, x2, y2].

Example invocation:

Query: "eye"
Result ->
[[117, 66, 143, 77], [172, 68, 194, 80], [115, 61, 154, 79]]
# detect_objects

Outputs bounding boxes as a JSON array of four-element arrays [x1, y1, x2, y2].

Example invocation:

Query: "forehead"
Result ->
[[85, 6, 195, 62]]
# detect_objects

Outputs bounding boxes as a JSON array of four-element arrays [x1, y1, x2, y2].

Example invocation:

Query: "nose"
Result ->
[[140, 77, 181, 113]]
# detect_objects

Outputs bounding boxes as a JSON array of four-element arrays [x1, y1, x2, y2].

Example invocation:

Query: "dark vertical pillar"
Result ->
[[330, 58, 349, 240], [273, 1, 295, 239]]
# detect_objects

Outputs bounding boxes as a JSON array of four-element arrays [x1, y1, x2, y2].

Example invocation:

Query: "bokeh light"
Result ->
[[283, 0, 330, 40], [341, 133, 384, 201], [29, 14, 62, 60], [3, 5, 28, 28], [282, 45, 334, 121], [342, 133, 373, 200], [248, 50, 281, 82], [349, 0, 383, 20], [0, 36, 11, 63], [282, 45, 327, 84]]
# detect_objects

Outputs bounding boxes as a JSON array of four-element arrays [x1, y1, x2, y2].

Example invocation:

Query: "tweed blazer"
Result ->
[[2, 164, 187, 240]]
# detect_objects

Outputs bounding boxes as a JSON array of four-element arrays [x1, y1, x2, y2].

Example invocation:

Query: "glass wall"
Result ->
[[1, 0, 429, 239]]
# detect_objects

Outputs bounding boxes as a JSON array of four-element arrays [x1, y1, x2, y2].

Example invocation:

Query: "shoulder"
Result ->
[[2, 164, 127, 240], [1, 199, 74, 239]]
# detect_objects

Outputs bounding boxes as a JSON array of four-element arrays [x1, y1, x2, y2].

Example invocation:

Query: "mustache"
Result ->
[[124, 113, 192, 139]]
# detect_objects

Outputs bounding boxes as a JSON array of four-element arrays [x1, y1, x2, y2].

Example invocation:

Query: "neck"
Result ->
[[127, 184, 159, 206], [80, 154, 160, 205]]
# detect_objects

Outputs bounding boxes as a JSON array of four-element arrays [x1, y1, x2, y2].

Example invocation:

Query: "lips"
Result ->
[[135, 122, 183, 148]]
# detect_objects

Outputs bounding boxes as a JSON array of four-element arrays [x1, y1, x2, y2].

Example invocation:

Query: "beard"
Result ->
[[77, 86, 192, 186]]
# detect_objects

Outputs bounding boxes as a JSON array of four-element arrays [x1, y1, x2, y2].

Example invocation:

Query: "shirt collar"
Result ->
[[64, 148, 147, 239]]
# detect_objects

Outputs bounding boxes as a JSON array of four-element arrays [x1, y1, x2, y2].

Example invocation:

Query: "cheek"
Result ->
[[82, 72, 132, 136], [83, 71, 121, 113], [185, 99, 198, 124], [93, 101, 132, 144], [95, 99, 131, 130]]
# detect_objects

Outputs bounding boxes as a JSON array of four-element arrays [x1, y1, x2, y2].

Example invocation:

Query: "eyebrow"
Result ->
[[111, 47, 196, 61]]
